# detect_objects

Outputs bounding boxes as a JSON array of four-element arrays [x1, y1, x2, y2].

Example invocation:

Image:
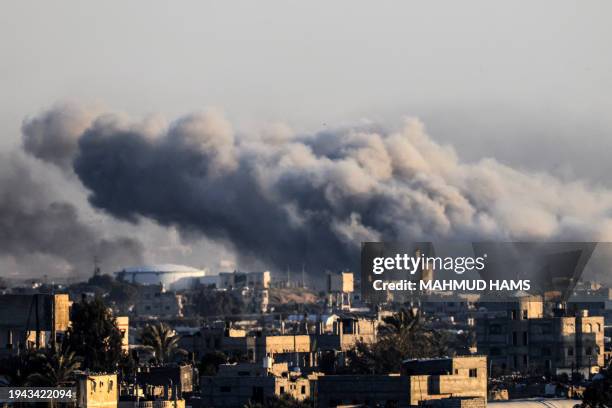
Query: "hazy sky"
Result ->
[[2, 1, 612, 279], [2, 1, 610, 133]]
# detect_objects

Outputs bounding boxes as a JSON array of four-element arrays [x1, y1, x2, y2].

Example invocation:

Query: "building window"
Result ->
[[523, 332, 528, 345], [586, 347, 592, 356], [469, 368, 478, 378], [511, 310, 518, 320], [522, 310, 528, 319], [220, 386, 231, 393], [567, 347, 574, 356], [512, 332, 518, 346], [301, 385, 306, 394], [279, 386, 285, 394]]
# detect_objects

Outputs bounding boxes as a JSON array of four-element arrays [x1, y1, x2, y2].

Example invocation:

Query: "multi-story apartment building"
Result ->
[[476, 295, 605, 377]]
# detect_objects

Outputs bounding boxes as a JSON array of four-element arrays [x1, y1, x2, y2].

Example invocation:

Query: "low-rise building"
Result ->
[[134, 284, 184, 318], [77, 373, 119, 408], [201, 360, 313, 407], [317, 356, 487, 408], [188, 314, 377, 369], [202, 356, 487, 408], [136, 365, 194, 397], [218, 271, 271, 290]]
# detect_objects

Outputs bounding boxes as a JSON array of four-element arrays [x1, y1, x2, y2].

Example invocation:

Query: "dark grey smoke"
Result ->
[[22, 103, 95, 172], [0, 153, 143, 277], [23, 106, 612, 278]]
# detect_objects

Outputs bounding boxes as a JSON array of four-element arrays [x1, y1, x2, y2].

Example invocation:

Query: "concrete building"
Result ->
[[218, 271, 271, 290], [0, 293, 71, 356], [77, 373, 119, 408], [201, 360, 313, 407], [477, 299, 605, 377], [188, 314, 377, 369], [133, 284, 184, 318], [116, 264, 207, 290], [316, 356, 487, 408], [202, 356, 486, 408], [136, 365, 194, 396], [116, 316, 130, 352], [567, 287, 612, 325]]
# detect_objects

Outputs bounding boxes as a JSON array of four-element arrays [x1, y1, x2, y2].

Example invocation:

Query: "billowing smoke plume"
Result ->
[[22, 103, 97, 172], [0, 153, 143, 277], [23, 106, 612, 275]]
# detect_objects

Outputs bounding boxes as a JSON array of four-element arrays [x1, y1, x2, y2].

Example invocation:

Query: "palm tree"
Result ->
[[140, 322, 186, 365], [379, 307, 446, 359], [27, 344, 81, 386], [346, 308, 447, 374], [0, 350, 40, 386]]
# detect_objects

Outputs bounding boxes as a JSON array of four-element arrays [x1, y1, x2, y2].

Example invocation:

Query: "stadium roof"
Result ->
[[119, 264, 205, 274]]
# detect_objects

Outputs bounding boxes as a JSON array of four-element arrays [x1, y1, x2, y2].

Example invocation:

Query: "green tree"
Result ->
[[0, 350, 43, 386], [140, 322, 186, 365], [27, 344, 81, 386], [64, 297, 124, 372], [346, 308, 447, 374]]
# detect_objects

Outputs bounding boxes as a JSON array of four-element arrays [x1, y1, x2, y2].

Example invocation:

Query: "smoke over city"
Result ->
[[0, 152, 143, 278], [16, 104, 612, 277]]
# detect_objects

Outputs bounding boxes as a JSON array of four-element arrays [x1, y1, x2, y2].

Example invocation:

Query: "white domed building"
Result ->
[[115, 264, 208, 290]]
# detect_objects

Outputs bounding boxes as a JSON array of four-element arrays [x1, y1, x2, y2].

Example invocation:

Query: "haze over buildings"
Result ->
[[1, 1, 612, 280]]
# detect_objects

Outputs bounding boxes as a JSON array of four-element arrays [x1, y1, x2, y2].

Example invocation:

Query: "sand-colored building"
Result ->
[[477, 300, 605, 376], [188, 314, 377, 368], [77, 373, 119, 408], [202, 356, 487, 408]]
